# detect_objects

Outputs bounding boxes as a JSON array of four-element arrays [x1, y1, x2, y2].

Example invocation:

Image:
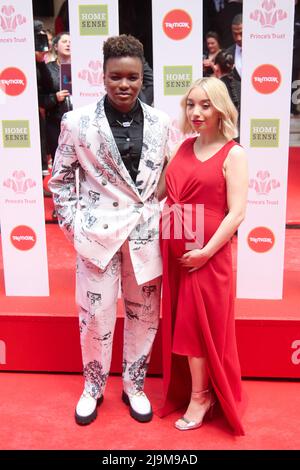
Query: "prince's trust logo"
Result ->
[[164, 66, 192, 96], [79, 4, 108, 36], [250, 119, 279, 147], [0, 5, 26, 32], [250, 1, 287, 28]]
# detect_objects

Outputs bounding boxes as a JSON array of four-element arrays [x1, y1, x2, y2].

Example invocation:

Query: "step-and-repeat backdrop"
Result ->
[[152, 0, 202, 145], [0, 0, 295, 299], [0, 0, 49, 295], [69, 0, 119, 108], [237, 0, 294, 298], [152, 0, 203, 139]]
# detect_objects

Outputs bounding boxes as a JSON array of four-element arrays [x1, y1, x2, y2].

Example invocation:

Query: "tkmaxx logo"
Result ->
[[247, 226, 275, 253], [0, 67, 27, 96], [163, 9, 192, 40], [0, 5, 26, 32], [10, 225, 36, 251], [250, 1, 287, 28], [252, 64, 281, 94]]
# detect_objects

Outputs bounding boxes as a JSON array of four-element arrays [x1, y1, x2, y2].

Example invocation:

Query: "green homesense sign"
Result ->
[[2, 120, 30, 148], [79, 4, 108, 35]]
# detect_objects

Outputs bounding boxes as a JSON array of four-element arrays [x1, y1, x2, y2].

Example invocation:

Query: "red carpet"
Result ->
[[0, 373, 299, 450], [1, 152, 300, 451], [1, 225, 300, 377]]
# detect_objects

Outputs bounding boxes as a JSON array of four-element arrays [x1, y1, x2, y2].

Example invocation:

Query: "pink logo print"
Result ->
[[169, 119, 184, 148], [250, 0, 287, 28], [0, 5, 26, 32], [249, 170, 280, 195], [78, 60, 103, 87], [3, 170, 36, 194]]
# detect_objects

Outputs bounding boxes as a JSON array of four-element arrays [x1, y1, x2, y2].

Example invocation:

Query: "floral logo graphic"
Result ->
[[3, 170, 36, 194], [249, 170, 280, 195], [0, 5, 26, 32], [78, 60, 103, 87], [250, 0, 287, 28]]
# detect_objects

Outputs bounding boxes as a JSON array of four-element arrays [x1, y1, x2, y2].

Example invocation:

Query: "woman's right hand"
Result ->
[[56, 89, 70, 102]]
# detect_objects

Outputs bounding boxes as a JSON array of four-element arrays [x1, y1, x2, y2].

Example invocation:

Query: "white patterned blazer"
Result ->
[[49, 96, 171, 285]]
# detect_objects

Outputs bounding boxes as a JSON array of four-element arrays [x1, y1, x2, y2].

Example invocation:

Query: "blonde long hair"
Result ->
[[180, 77, 238, 140]]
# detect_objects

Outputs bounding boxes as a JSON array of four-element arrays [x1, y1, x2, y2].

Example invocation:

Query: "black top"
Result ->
[[104, 96, 144, 184], [43, 60, 72, 122]]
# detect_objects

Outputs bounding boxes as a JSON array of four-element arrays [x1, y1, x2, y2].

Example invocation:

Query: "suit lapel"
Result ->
[[135, 102, 162, 199], [92, 97, 140, 195]]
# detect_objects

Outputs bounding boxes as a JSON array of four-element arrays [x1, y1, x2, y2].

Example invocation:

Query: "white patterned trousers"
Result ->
[[76, 240, 161, 399]]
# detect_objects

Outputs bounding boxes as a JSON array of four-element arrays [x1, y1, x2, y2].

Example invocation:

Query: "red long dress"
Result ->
[[158, 137, 245, 435]]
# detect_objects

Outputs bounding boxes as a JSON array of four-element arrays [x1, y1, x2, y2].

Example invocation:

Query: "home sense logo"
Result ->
[[252, 64, 281, 94], [250, 119, 279, 147], [247, 226, 275, 253], [163, 9, 192, 40], [10, 225, 36, 251], [0, 67, 26, 96], [164, 66, 192, 96], [2, 120, 30, 148], [79, 5, 108, 35]]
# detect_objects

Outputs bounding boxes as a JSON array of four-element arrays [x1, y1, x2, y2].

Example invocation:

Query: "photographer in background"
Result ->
[[34, 20, 52, 179]]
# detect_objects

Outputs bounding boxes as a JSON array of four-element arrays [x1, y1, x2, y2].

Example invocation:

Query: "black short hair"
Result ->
[[214, 50, 234, 74], [103, 34, 144, 71], [232, 14, 243, 26]]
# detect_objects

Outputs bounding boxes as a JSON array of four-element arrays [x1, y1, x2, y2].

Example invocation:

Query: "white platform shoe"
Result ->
[[75, 390, 103, 425], [122, 390, 153, 422]]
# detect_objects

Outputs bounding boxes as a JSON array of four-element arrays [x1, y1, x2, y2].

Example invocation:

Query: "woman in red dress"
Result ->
[[158, 77, 248, 435]]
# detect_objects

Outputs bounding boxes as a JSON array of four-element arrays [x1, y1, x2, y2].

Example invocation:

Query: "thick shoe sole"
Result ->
[[122, 391, 153, 423], [75, 395, 104, 425]]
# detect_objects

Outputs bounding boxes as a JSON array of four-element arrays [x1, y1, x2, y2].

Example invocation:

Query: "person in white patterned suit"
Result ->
[[49, 35, 171, 425]]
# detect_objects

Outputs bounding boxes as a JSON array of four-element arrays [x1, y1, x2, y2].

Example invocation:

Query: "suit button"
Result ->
[[101, 179, 107, 186], [103, 224, 108, 229], [113, 202, 119, 207]]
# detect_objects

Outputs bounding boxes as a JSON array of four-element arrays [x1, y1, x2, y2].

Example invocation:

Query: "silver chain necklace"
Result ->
[[115, 118, 133, 128]]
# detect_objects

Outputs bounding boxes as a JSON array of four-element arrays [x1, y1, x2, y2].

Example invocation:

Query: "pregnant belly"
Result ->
[[160, 204, 224, 258]]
